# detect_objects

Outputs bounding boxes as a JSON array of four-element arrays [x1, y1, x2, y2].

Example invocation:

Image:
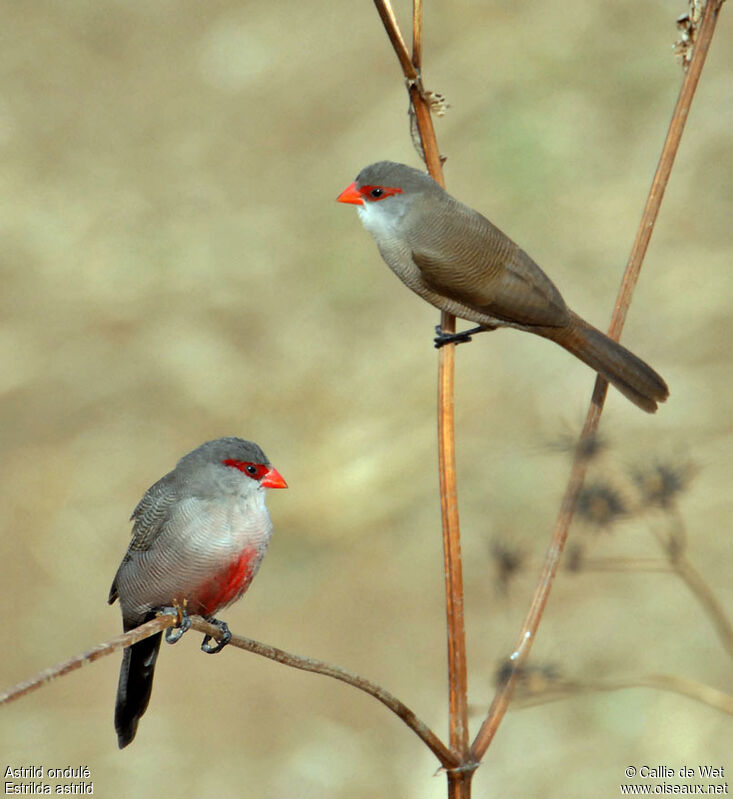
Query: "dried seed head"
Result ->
[[424, 90, 449, 117], [548, 430, 606, 463], [632, 460, 694, 509], [674, 0, 702, 69], [565, 543, 585, 573], [490, 539, 526, 594], [577, 481, 627, 529], [494, 660, 561, 694]]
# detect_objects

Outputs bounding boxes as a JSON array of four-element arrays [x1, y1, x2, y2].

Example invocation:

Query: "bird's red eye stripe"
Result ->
[[359, 185, 403, 201], [222, 459, 269, 480], [222, 459, 288, 488]]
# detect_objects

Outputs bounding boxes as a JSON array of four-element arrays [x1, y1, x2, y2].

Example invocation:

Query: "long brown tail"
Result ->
[[536, 311, 669, 413]]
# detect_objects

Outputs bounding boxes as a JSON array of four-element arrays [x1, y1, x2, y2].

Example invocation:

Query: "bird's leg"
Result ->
[[201, 618, 231, 654], [161, 599, 191, 645], [434, 324, 495, 348]]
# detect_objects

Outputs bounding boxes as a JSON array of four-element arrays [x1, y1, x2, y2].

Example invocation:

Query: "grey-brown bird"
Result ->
[[109, 437, 287, 748], [338, 161, 668, 413]]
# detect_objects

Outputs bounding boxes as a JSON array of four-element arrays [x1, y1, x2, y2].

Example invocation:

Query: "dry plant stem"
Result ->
[[672, 555, 733, 658], [1, 615, 456, 770], [511, 674, 733, 715], [412, 0, 423, 69], [373, 0, 417, 80], [650, 509, 733, 657], [189, 620, 458, 768], [580, 557, 675, 573], [471, 0, 727, 762], [436, 323, 470, 757], [373, 1, 471, 776], [608, 0, 726, 337], [585, 552, 733, 656], [0, 615, 176, 706]]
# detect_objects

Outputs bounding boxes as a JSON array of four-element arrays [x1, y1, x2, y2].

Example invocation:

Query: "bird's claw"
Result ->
[[201, 619, 231, 654], [434, 324, 495, 348], [433, 325, 477, 348], [161, 603, 191, 645]]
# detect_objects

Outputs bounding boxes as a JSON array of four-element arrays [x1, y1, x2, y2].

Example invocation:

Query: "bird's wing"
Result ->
[[128, 473, 180, 551], [410, 198, 570, 328], [108, 473, 179, 604]]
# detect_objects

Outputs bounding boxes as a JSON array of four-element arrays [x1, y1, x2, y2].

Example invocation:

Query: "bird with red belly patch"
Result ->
[[108, 437, 287, 749]]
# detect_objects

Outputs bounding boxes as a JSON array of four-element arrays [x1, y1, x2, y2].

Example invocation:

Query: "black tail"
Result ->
[[114, 628, 163, 749]]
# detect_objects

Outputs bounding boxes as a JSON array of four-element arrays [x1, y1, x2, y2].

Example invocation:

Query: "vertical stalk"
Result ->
[[373, 3, 472, 790], [436, 312, 470, 759], [471, 0, 727, 761], [409, 3, 470, 769]]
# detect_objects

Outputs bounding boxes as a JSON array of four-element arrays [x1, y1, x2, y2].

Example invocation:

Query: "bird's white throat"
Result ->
[[356, 197, 408, 241]]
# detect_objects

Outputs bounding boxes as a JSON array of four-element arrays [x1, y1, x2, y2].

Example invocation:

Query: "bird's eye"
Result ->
[[360, 185, 402, 201], [222, 458, 267, 480]]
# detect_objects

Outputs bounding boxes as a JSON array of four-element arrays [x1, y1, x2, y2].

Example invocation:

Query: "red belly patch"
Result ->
[[190, 546, 259, 617]]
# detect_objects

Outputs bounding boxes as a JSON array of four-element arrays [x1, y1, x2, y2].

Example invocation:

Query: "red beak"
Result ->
[[337, 181, 363, 205], [261, 466, 288, 489]]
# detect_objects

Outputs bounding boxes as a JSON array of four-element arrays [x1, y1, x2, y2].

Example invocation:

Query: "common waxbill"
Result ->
[[108, 437, 287, 748], [338, 161, 668, 413]]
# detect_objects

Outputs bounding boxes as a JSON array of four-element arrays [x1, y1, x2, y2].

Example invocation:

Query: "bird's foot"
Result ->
[[161, 601, 191, 645], [201, 618, 231, 654], [433, 325, 488, 348]]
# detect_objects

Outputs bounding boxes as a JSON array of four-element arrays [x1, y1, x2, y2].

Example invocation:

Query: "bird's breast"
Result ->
[[116, 492, 273, 621], [183, 544, 262, 617]]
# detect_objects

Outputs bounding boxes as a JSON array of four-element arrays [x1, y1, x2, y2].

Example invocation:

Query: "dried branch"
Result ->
[[412, 0, 423, 71], [673, 557, 733, 658], [651, 509, 733, 658], [189, 619, 458, 767], [577, 551, 733, 657], [577, 557, 675, 573], [373, 0, 417, 81], [0, 615, 457, 770], [471, 0, 728, 762], [510, 674, 733, 716], [372, 1, 471, 776], [0, 615, 176, 706]]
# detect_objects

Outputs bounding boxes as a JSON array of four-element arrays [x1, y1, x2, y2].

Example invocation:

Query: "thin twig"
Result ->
[[189, 619, 458, 767], [471, 0, 727, 762], [575, 536, 732, 654], [579, 551, 733, 655], [510, 674, 733, 715], [608, 0, 727, 339], [649, 508, 733, 658], [0, 615, 457, 770], [373, 0, 417, 81], [0, 615, 176, 705], [673, 557, 733, 658], [373, 0, 471, 771], [412, 0, 423, 71], [575, 557, 675, 573]]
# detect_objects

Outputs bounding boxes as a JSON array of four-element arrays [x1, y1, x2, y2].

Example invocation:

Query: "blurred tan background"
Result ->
[[1, 1, 731, 796]]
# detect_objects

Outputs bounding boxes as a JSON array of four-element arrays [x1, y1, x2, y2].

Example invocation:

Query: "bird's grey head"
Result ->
[[172, 438, 286, 497], [355, 161, 438, 199], [177, 437, 270, 473], [346, 161, 440, 237]]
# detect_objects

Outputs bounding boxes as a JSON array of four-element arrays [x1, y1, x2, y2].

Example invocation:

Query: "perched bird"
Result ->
[[338, 161, 668, 412], [109, 437, 287, 748]]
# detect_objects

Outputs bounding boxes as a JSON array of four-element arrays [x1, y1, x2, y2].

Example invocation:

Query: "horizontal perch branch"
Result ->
[[1, 614, 458, 770], [1, 616, 176, 705]]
